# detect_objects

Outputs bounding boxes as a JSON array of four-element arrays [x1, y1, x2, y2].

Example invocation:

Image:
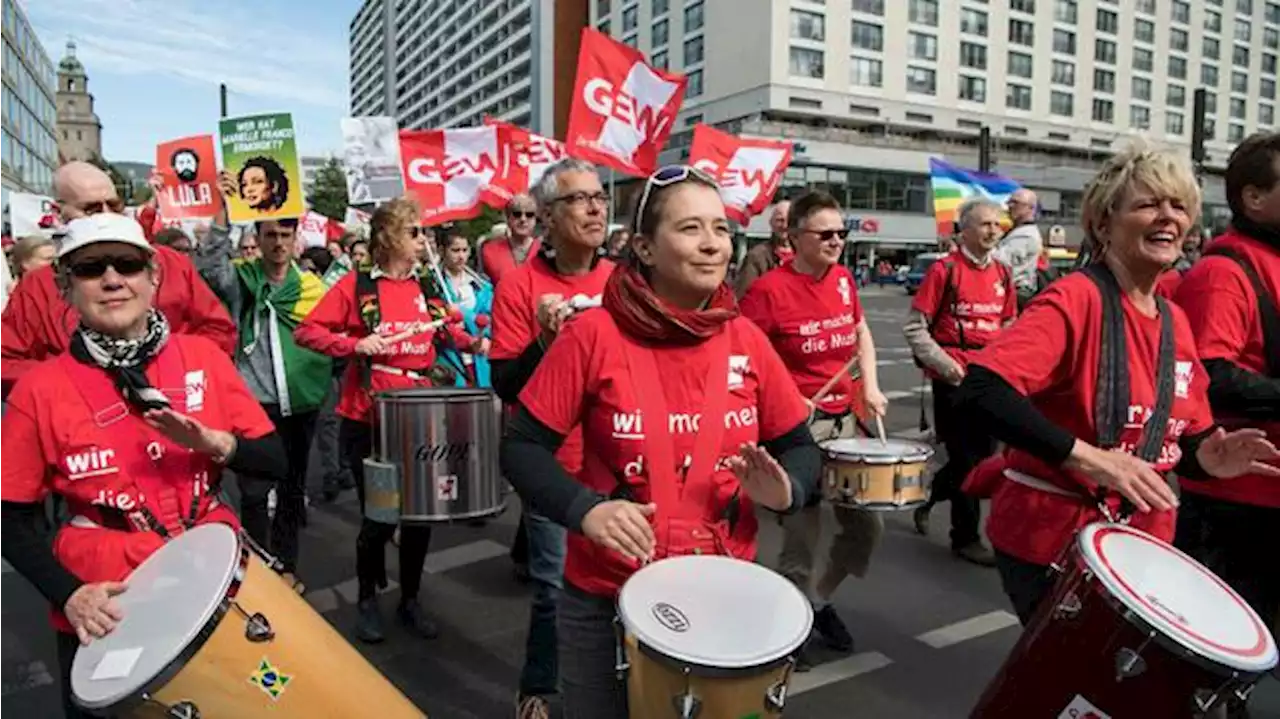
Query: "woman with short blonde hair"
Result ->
[[10, 235, 56, 278], [952, 144, 1278, 628]]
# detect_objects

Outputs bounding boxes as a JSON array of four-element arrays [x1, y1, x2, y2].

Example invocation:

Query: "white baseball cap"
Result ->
[[58, 213, 153, 259]]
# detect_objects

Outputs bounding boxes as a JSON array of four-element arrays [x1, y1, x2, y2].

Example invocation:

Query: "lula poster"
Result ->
[[156, 134, 223, 220], [218, 112, 305, 223]]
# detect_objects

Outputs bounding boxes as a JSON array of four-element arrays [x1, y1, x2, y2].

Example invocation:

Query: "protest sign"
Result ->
[[341, 116, 404, 203], [219, 112, 305, 223], [156, 134, 223, 220]]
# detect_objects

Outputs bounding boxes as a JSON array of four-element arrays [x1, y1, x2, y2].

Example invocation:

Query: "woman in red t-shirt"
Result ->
[[954, 146, 1279, 625], [500, 166, 820, 716], [739, 189, 888, 664], [295, 198, 480, 644]]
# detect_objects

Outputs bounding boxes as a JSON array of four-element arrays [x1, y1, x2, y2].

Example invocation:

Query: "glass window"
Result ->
[[684, 2, 703, 32], [1168, 84, 1186, 107], [1206, 10, 1221, 34], [1204, 116, 1217, 140], [789, 47, 824, 78], [1054, 0, 1077, 23], [1233, 46, 1250, 67], [1235, 19, 1252, 42], [1232, 71, 1249, 93], [791, 10, 825, 41], [1092, 97, 1114, 122], [1170, 28, 1188, 52], [1010, 0, 1035, 13], [1053, 29, 1076, 54], [1095, 38, 1117, 64], [1239, 0, 1253, 13], [1009, 19, 1035, 46], [622, 5, 638, 31], [1266, 28, 1279, 50], [1266, 53, 1278, 74], [1135, 0, 1155, 11], [1205, 37, 1221, 59], [959, 75, 987, 102], [1008, 51, 1034, 78], [908, 32, 937, 61], [652, 0, 668, 15], [651, 49, 668, 69], [1094, 68, 1116, 93], [1229, 123, 1245, 142], [1166, 112, 1185, 135], [1051, 90, 1074, 116], [961, 8, 987, 36], [1134, 19, 1154, 43], [1262, 77, 1276, 100], [909, 0, 939, 26], [652, 18, 669, 46], [684, 35, 704, 64], [1172, 0, 1191, 23], [852, 0, 884, 14], [623, 33, 638, 47], [851, 21, 883, 51], [1052, 60, 1075, 86], [1130, 105, 1151, 129], [1203, 64, 1220, 86], [1132, 77, 1152, 101], [1007, 84, 1033, 110], [597, 0, 611, 16], [1268, 1, 1280, 23], [1096, 9, 1117, 34], [1134, 47, 1153, 71], [686, 69, 702, 98], [907, 66, 937, 94], [851, 56, 883, 87], [1260, 103, 1274, 125], [1230, 97, 1246, 119], [961, 42, 988, 69], [1205, 91, 1219, 113]]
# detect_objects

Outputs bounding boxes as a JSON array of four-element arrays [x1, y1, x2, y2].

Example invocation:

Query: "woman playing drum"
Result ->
[[500, 165, 821, 717], [739, 190, 888, 664], [954, 145, 1280, 624], [0, 214, 287, 719], [295, 198, 483, 644]]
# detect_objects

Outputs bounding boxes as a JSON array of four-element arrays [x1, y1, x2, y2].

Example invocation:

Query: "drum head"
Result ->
[[617, 556, 812, 670], [822, 437, 932, 465], [1078, 523, 1278, 673], [71, 524, 241, 710]]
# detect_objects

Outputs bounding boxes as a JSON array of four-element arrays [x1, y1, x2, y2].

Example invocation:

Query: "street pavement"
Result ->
[[3, 286, 1278, 718]]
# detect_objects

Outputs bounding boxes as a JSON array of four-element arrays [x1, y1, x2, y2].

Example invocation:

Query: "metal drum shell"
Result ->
[[371, 388, 505, 523]]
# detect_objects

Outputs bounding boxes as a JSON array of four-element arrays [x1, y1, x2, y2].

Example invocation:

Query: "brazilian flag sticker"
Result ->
[[248, 657, 292, 701]]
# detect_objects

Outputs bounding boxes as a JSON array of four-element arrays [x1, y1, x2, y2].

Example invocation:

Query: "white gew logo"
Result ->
[[66, 448, 118, 479], [584, 64, 679, 162]]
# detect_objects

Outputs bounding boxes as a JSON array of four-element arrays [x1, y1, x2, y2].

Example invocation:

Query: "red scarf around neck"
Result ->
[[603, 262, 739, 345]]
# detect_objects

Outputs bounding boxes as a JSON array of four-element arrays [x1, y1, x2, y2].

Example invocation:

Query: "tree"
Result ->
[[130, 183, 154, 205], [307, 157, 349, 221], [455, 205, 503, 241]]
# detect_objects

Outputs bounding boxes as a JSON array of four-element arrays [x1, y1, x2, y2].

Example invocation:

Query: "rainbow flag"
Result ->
[[929, 158, 1021, 238]]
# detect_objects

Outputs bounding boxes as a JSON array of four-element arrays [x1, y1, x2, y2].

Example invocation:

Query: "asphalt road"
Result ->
[[3, 287, 1277, 718]]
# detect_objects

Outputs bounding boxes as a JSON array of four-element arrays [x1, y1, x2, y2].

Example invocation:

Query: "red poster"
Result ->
[[398, 126, 518, 226], [155, 135, 223, 220], [688, 125, 793, 225], [565, 28, 686, 177]]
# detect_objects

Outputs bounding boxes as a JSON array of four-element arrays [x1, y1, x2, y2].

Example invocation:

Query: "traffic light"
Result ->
[[978, 126, 994, 172], [1191, 88, 1208, 165]]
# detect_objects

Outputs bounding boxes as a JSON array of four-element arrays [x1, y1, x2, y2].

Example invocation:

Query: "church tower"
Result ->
[[55, 40, 103, 163]]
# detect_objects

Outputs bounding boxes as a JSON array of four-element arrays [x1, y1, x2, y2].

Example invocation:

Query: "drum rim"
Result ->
[[821, 438, 933, 464], [373, 388, 495, 401], [632, 635, 799, 677], [71, 526, 248, 711], [617, 556, 814, 670], [1077, 523, 1279, 673]]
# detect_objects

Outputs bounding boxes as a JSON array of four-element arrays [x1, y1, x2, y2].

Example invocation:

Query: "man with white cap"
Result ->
[[1, 213, 285, 719]]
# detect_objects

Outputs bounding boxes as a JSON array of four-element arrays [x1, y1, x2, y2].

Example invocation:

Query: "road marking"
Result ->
[[424, 539, 510, 574], [322, 577, 402, 606], [884, 386, 931, 400], [791, 651, 894, 695], [915, 610, 1021, 649], [1, 661, 54, 696]]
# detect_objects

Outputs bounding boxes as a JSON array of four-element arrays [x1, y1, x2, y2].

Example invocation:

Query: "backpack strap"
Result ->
[[1203, 246, 1280, 378]]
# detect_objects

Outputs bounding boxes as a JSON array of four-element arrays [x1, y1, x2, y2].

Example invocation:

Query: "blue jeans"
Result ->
[[519, 511, 566, 696]]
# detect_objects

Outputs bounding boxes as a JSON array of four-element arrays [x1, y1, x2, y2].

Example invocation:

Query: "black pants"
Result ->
[[559, 584, 628, 718], [56, 630, 94, 719], [1175, 492, 1280, 626], [927, 380, 990, 548], [510, 511, 529, 565], [340, 419, 432, 602], [239, 405, 316, 574], [994, 550, 1058, 626]]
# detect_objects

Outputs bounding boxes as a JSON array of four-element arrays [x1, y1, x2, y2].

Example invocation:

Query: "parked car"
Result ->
[[904, 252, 945, 294]]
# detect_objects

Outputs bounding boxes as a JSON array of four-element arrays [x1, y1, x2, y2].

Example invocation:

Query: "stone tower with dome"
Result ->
[[55, 39, 103, 163]]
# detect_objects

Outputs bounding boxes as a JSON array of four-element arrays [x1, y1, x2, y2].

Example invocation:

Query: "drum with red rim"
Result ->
[[972, 522, 1277, 718]]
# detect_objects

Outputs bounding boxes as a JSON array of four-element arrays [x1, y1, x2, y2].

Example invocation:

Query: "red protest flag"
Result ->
[[688, 125, 794, 226], [484, 118, 567, 194], [398, 126, 518, 226]]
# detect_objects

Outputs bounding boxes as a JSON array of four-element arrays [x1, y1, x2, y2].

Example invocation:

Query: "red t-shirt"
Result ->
[[294, 270, 476, 423], [1, 335, 274, 629], [1, 245, 237, 393], [971, 273, 1215, 565], [490, 255, 615, 475], [481, 237, 542, 286], [1174, 231, 1280, 508], [911, 251, 1016, 377], [739, 263, 864, 415], [1155, 269, 1183, 300], [519, 311, 809, 597]]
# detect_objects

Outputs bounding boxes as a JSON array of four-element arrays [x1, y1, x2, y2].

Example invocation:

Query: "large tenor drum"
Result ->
[[71, 524, 423, 718], [363, 388, 504, 523], [617, 556, 812, 718]]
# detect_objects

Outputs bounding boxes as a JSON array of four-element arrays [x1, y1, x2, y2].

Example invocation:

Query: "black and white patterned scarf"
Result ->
[[69, 309, 172, 411]]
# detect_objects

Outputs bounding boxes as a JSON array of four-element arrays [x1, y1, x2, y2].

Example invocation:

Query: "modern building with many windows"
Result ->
[[593, 0, 1279, 253], [349, 0, 589, 135], [1, 0, 59, 202]]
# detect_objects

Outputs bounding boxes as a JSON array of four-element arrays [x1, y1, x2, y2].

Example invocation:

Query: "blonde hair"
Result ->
[[10, 235, 55, 277], [368, 197, 420, 264], [1081, 143, 1202, 258]]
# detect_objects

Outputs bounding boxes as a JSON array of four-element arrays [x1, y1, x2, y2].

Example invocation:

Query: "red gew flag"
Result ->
[[565, 28, 686, 177], [399, 126, 517, 225], [485, 118, 567, 194], [688, 125, 794, 226], [155, 135, 223, 220]]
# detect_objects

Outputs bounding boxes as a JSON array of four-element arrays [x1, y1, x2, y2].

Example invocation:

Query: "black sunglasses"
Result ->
[[67, 255, 150, 279], [508, 210, 537, 219], [801, 228, 851, 242]]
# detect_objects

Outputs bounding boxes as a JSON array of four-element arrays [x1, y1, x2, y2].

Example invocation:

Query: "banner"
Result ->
[[155, 135, 223, 220], [398, 126, 516, 225], [344, 207, 371, 238], [928, 158, 1020, 237], [298, 211, 331, 250], [8, 192, 58, 237], [484, 118, 566, 194], [219, 112, 306, 223], [340, 116, 404, 203], [565, 28, 686, 177], [688, 125, 793, 226]]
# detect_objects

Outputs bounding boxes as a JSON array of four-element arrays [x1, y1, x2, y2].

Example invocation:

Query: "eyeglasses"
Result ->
[[508, 210, 537, 219], [553, 192, 610, 208], [67, 255, 149, 279], [632, 165, 718, 233], [800, 228, 851, 242], [409, 227, 427, 238]]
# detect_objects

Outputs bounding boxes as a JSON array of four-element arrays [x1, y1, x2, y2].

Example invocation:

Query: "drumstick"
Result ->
[[875, 415, 887, 447], [809, 354, 861, 406], [381, 311, 463, 344]]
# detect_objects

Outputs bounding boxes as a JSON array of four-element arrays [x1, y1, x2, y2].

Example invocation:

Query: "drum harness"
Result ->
[[354, 269, 471, 389]]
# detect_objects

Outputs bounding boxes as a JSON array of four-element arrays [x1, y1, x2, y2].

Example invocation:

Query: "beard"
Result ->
[[175, 165, 199, 183]]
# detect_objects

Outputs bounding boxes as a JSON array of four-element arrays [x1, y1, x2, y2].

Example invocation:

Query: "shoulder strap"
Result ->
[[927, 260, 958, 335], [356, 270, 380, 332], [1204, 246, 1280, 377]]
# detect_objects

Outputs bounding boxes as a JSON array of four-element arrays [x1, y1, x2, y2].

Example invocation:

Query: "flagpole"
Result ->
[[608, 168, 616, 228]]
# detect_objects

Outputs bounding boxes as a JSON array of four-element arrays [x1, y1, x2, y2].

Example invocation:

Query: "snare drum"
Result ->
[[820, 438, 932, 510], [972, 522, 1278, 718], [617, 555, 812, 718], [363, 387, 504, 524], [71, 524, 424, 718]]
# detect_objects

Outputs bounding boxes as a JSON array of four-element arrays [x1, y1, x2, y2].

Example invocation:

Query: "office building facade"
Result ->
[[1, 0, 59, 200]]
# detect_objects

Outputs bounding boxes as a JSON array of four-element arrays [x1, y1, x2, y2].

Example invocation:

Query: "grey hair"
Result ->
[[531, 158, 598, 211], [505, 193, 535, 211], [956, 197, 1005, 230]]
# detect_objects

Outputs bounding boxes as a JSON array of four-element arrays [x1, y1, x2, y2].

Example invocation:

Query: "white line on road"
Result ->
[[424, 539, 510, 574], [884, 386, 931, 400], [914, 610, 1021, 649], [790, 651, 894, 695]]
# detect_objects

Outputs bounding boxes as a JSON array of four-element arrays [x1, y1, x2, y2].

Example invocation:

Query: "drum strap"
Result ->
[[1081, 263, 1176, 463], [618, 325, 733, 523]]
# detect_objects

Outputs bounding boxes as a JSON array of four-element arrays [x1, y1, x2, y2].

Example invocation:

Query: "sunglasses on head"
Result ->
[[67, 255, 150, 279], [801, 228, 851, 242], [632, 165, 718, 233]]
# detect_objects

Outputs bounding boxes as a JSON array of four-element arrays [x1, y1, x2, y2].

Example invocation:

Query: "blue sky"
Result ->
[[27, 0, 354, 164]]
